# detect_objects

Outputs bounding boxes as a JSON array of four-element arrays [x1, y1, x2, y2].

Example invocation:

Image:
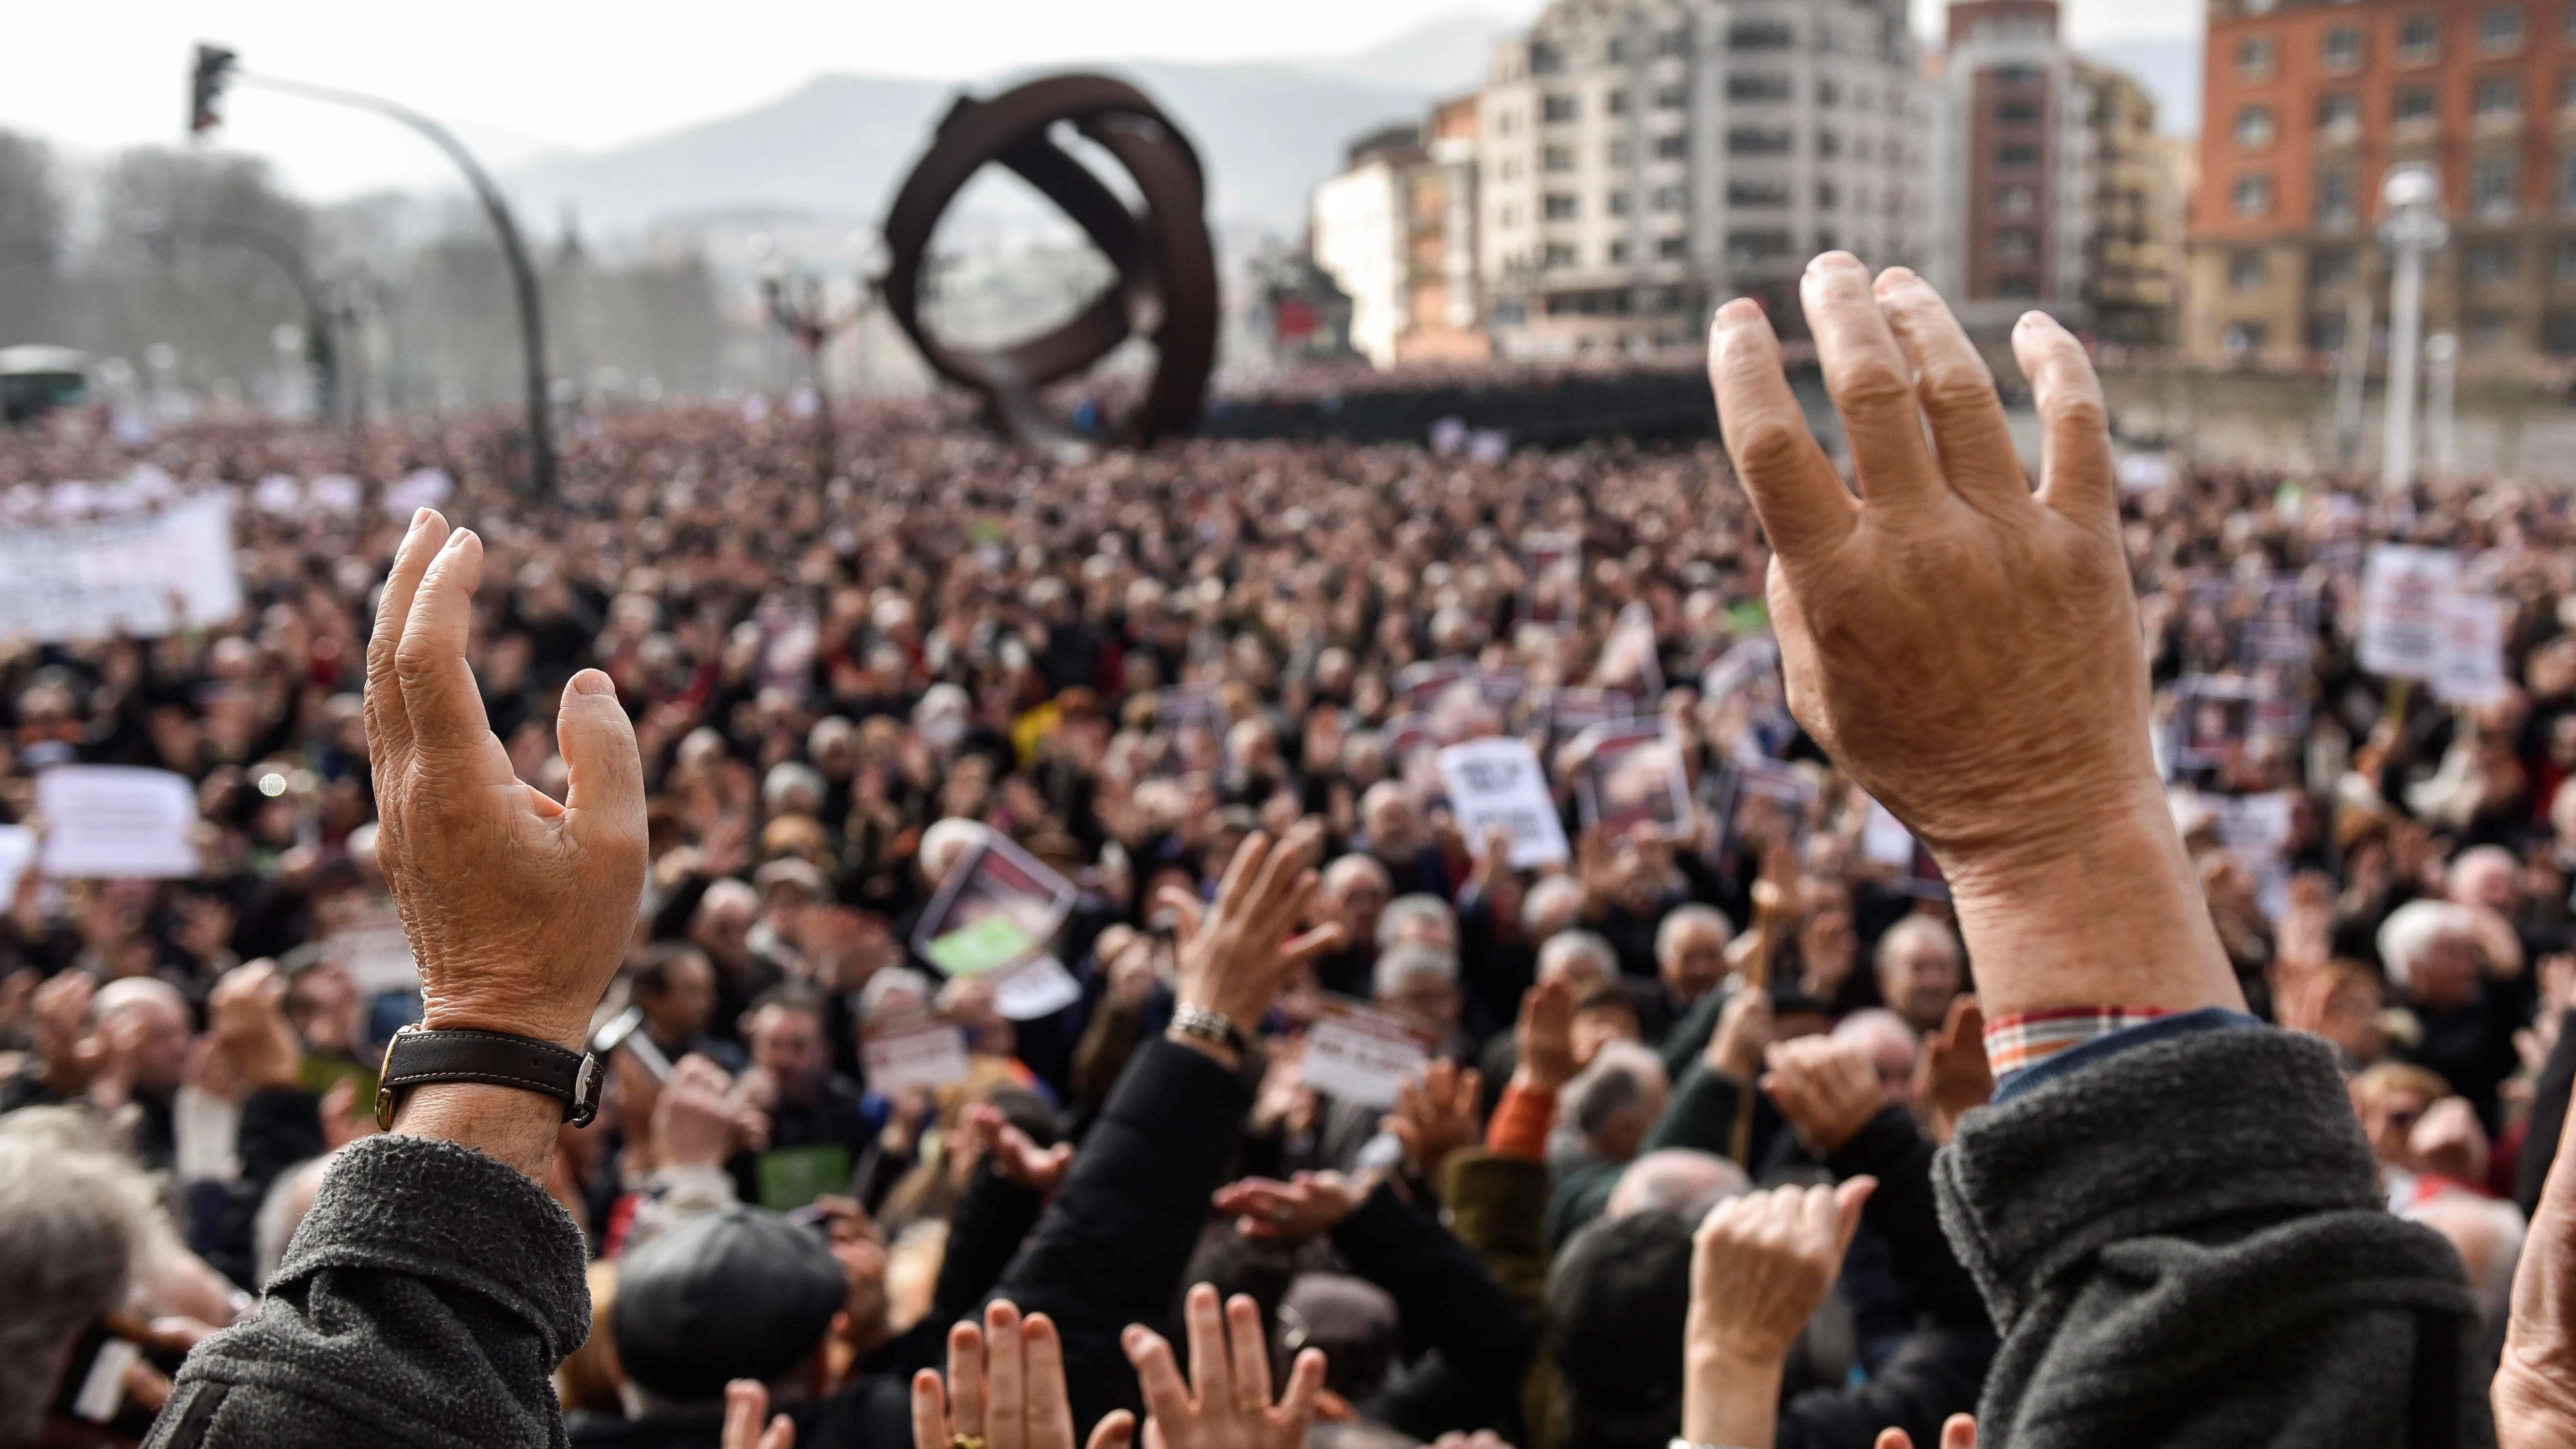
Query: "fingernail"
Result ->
[[571, 669, 615, 697], [443, 527, 476, 551], [2018, 310, 2053, 331], [408, 507, 431, 531], [1713, 297, 1759, 330]]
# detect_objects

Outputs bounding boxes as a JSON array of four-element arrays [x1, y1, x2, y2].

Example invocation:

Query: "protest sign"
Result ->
[[34, 766, 200, 879], [1437, 737, 1571, 868], [2432, 589, 2509, 706], [1519, 532, 1579, 629], [1385, 712, 1434, 761], [2171, 675, 2259, 771], [320, 899, 420, 997], [1300, 999, 1435, 1109], [2203, 789, 2296, 919], [2357, 544, 2459, 681], [1571, 721, 1692, 838], [0, 495, 242, 642], [1396, 657, 1477, 711], [756, 1145, 851, 1212], [989, 955, 1084, 1020], [382, 467, 456, 518], [913, 835, 1077, 983], [1709, 758, 1817, 862], [1545, 686, 1636, 746], [0, 824, 32, 904], [859, 1019, 974, 1095]]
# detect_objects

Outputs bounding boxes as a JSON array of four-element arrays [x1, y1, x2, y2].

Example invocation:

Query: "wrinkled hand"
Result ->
[[1761, 1036, 1888, 1155], [1914, 996, 1991, 1146], [1386, 1059, 1482, 1182], [207, 962, 304, 1092], [1123, 1285, 1326, 1449], [1706, 985, 1775, 1083], [1212, 1170, 1368, 1241], [2500, 1100, 2576, 1448], [29, 970, 101, 1094], [1160, 821, 1341, 1041], [1513, 976, 1583, 1093], [914, 1301, 1135, 1449], [1873, 1417, 1977, 1449], [365, 510, 648, 1051], [724, 1379, 796, 1449], [1686, 1178, 1877, 1365], [1710, 260, 2237, 1018]]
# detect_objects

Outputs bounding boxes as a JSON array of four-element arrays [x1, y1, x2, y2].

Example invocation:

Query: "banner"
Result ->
[[1300, 999, 1434, 1109], [1437, 737, 1571, 868], [860, 1019, 974, 1095], [1571, 721, 1692, 838], [34, 766, 200, 879], [0, 496, 242, 642], [2357, 544, 2458, 681], [2431, 590, 2509, 706]]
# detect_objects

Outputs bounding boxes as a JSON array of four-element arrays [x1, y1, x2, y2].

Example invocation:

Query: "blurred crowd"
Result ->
[[3, 397, 2576, 1446]]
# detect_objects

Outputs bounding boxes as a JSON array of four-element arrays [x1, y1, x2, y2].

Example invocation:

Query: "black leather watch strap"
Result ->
[[374, 1025, 602, 1131]]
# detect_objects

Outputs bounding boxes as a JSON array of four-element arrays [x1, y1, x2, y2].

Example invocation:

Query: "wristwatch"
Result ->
[[1169, 1003, 1249, 1055], [373, 1025, 604, 1132]]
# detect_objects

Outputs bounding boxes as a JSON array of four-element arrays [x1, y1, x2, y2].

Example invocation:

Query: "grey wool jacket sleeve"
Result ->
[[1932, 1024, 2493, 1449], [145, 1133, 591, 1449]]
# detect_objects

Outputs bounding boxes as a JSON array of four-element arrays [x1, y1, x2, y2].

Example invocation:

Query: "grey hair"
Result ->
[[762, 761, 828, 814], [1875, 915, 1962, 971], [1376, 894, 1457, 951], [859, 966, 935, 1020], [1654, 904, 1736, 963], [0, 1126, 160, 1442], [1373, 942, 1459, 1000], [2378, 900, 2476, 990], [1537, 929, 1619, 988], [1606, 1148, 1750, 1221], [254, 1153, 339, 1288], [1565, 1040, 1667, 1142], [1521, 873, 1585, 937]]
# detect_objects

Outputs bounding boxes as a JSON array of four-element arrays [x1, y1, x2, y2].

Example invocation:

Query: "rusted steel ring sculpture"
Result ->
[[880, 73, 1217, 453]]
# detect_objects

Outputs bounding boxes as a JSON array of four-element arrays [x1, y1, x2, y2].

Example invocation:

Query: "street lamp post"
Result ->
[[189, 44, 555, 496], [761, 265, 867, 484], [2379, 164, 2447, 497]]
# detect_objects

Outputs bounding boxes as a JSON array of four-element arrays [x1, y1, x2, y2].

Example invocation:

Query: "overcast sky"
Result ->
[[2, 0, 2204, 199]]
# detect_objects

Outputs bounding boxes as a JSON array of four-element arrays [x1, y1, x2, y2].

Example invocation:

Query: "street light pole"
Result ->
[[2425, 331, 2458, 479], [189, 45, 554, 496], [2379, 163, 2446, 498]]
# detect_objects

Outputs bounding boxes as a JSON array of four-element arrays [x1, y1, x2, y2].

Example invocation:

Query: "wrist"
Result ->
[[1165, 1022, 1242, 1070], [391, 1081, 561, 1182], [1681, 1336, 1786, 1448], [418, 1000, 590, 1055], [1507, 1068, 1566, 1098]]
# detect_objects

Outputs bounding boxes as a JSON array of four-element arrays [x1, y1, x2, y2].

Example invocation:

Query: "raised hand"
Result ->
[[1682, 1178, 1877, 1449], [1705, 985, 1775, 1084], [654, 1053, 744, 1173], [1157, 820, 1342, 1051], [1914, 996, 1990, 1147], [1709, 260, 2238, 1020], [1512, 976, 1584, 1094], [958, 1100, 1076, 1193], [206, 962, 304, 1093], [1211, 1171, 1367, 1241], [1122, 1284, 1325, 1449], [1873, 1417, 1977, 1449], [1385, 1058, 1482, 1183], [365, 509, 649, 1055], [913, 1301, 1134, 1449], [1761, 1036, 1889, 1155], [724, 1378, 796, 1449]]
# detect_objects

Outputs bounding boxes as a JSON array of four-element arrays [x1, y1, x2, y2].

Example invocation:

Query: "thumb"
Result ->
[[558, 670, 647, 845], [1830, 1176, 1878, 1256], [1941, 1414, 1978, 1449], [1873, 1433, 1914, 1449]]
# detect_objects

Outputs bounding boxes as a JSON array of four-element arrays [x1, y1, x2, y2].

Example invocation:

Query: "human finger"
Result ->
[[1212, 833, 1273, 925], [910, 1368, 951, 1449], [759, 1414, 796, 1449], [559, 670, 647, 853], [1828, 1177, 1878, 1259], [1226, 1293, 1273, 1410], [1873, 1432, 1913, 1449], [1022, 1313, 1075, 1449], [1277, 921, 1345, 967], [725, 1380, 770, 1449], [1182, 1282, 1230, 1407], [364, 509, 450, 774], [1871, 268, 2025, 509], [391, 527, 499, 761], [1122, 1327, 1194, 1426], [984, 1301, 1025, 1449], [1941, 1414, 1978, 1449], [2011, 311, 2116, 526], [1709, 299, 1856, 562], [947, 1320, 988, 1441], [1273, 1347, 1327, 1431], [1083, 1411, 1136, 1449], [1798, 253, 1942, 510], [1154, 886, 1205, 946]]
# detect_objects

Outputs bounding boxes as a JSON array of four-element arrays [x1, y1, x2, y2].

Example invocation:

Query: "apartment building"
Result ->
[[1309, 98, 1493, 369], [2189, 0, 2576, 370], [1475, 0, 1927, 359]]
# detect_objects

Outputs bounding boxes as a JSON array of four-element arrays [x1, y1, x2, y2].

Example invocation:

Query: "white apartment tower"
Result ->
[[1478, 0, 1926, 359]]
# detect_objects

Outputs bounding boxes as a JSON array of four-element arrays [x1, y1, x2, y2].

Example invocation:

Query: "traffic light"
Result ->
[[189, 44, 238, 136]]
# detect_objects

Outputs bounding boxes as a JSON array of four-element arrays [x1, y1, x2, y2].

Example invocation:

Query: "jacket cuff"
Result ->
[[1104, 1035, 1254, 1137], [272, 1133, 591, 1363], [1932, 1025, 2381, 1329]]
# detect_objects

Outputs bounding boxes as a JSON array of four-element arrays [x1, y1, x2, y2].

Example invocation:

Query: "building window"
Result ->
[[1728, 128, 1794, 155], [1729, 72, 1792, 100], [2308, 313, 2349, 350], [2323, 26, 2364, 71], [1531, 42, 1565, 75], [1996, 64, 2043, 85], [1544, 193, 1579, 220], [1608, 138, 1635, 165], [2561, 150, 2576, 210], [2467, 310, 2511, 348], [1994, 229, 2038, 262], [2318, 167, 2357, 225], [1654, 83, 1687, 109], [1999, 98, 2040, 125], [1543, 242, 1578, 267], [1998, 142, 2041, 167], [1498, 156, 1522, 181], [1608, 239, 1632, 263], [2313, 247, 2355, 288], [2237, 35, 2277, 80], [2399, 15, 2439, 65], [2469, 239, 2519, 283], [1997, 184, 2038, 216], [1655, 132, 1689, 159], [2319, 92, 2360, 132], [1727, 228, 1794, 257], [2554, 236, 2576, 280], [2547, 310, 2576, 354], [1607, 189, 1634, 216], [1657, 234, 1688, 259], [1543, 145, 1575, 172], [1729, 179, 1791, 207], [1542, 93, 1579, 123], [2395, 85, 2438, 123], [1818, 78, 1842, 107], [1607, 89, 1632, 116], [1652, 184, 1686, 211], [1654, 29, 1688, 57], [2230, 251, 2268, 291], [2224, 322, 2268, 355], [2235, 174, 2275, 217], [1996, 275, 2039, 299], [2477, 76, 2523, 115], [1729, 21, 1793, 50], [2236, 105, 2277, 148], [2476, 152, 2519, 216], [1816, 180, 1839, 210], [1817, 129, 1841, 158], [2481, 5, 2524, 53]]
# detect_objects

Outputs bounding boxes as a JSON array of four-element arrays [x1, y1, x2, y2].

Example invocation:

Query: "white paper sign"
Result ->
[[1300, 1001, 1434, 1109], [34, 766, 200, 879], [2357, 544, 2460, 681], [860, 1021, 973, 1094], [989, 954, 1084, 1021], [2432, 590, 2509, 706], [1571, 721, 1693, 837], [1437, 738, 1571, 868], [322, 900, 420, 997], [0, 825, 33, 903], [0, 495, 242, 642], [1860, 801, 1914, 867]]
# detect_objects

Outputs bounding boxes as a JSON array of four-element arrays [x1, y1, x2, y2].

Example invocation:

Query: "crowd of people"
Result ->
[[5, 262, 2576, 1448]]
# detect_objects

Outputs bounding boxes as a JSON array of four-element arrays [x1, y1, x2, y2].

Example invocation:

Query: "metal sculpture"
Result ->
[[880, 74, 1217, 454]]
